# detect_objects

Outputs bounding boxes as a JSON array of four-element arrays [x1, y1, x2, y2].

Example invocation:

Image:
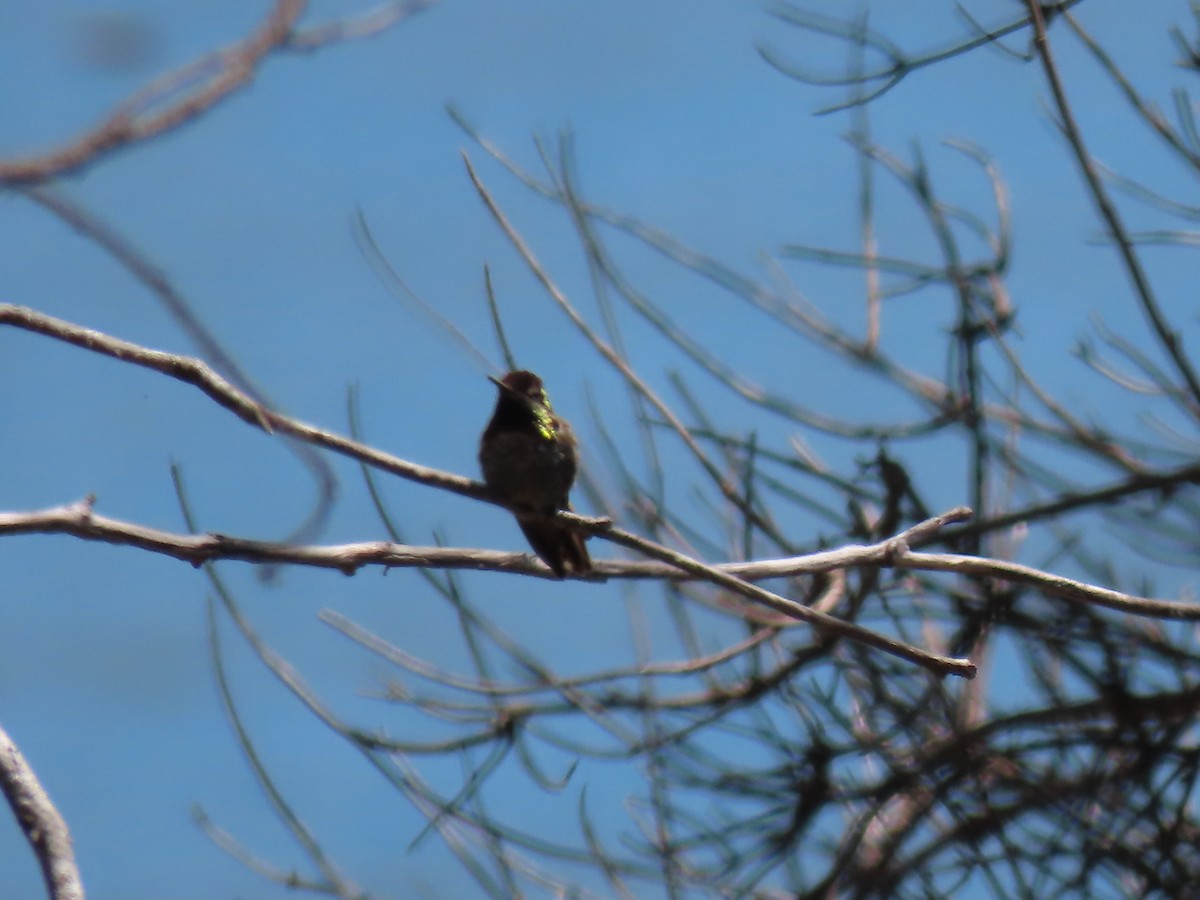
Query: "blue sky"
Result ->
[[1, 1, 1197, 896]]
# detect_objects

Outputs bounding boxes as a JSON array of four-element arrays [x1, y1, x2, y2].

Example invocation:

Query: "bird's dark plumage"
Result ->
[[479, 370, 591, 578]]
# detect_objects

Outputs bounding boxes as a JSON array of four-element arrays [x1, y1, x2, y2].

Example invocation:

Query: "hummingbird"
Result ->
[[479, 370, 592, 578]]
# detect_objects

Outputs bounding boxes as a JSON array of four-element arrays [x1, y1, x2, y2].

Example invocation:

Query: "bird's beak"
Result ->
[[488, 374, 538, 412], [488, 374, 523, 399]]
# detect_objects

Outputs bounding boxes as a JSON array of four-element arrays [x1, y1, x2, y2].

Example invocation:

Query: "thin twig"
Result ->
[[1026, 0, 1200, 414]]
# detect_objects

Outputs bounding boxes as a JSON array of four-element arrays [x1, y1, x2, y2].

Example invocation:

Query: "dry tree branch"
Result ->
[[353, 209, 497, 376], [758, 0, 1084, 114], [0, 721, 84, 900], [0, 1, 434, 186], [182, 472, 627, 896], [341, 11, 1200, 896], [0, 303, 955, 676], [1, 295, 1193, 673], [0, 303, 481, 501], [596, 511, 977, 678], [450, 113, 1094, 452], [463, 151, 807, 561], [0, 495, 572, 576], [0, 0, 305, 185], [21, 187, 338, 566], [0, 302, 968, 674], [1025, 0, 1200, 414], [1, 491, 967, 675], [321, 608, 780, 696], [1065, 11, 1200, 171], [191, 807, 333, 896], [518, 125, 1198, 562], [284, 0, 434, 51], [5, 494, 1196, 660], [936, 457, 1200, 546], [200, 598, 364, 897]]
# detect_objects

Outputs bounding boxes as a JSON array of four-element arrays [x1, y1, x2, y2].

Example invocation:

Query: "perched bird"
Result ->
[[479, 370, 591, 578]]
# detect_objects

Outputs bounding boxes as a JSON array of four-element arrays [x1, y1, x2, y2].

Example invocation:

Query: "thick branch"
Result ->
[[8, 497, 1196, 663], [0, 722, 83, 900]]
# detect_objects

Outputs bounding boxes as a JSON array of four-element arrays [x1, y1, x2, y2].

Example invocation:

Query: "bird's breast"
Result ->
[[479, 429, 577, 511]]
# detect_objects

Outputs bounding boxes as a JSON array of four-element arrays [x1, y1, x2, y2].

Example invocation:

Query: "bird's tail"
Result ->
[[519, 518, 591, 579]]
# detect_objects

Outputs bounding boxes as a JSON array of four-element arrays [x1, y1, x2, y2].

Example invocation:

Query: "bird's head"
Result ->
[[489, 370, 552, 411]]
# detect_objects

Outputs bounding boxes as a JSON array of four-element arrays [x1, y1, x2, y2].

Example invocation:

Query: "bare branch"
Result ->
[[1026, 0, 1200, 414], [0, 0, 305, 185], [0, 304, 481, 501], [0, 722, 83, 900]]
